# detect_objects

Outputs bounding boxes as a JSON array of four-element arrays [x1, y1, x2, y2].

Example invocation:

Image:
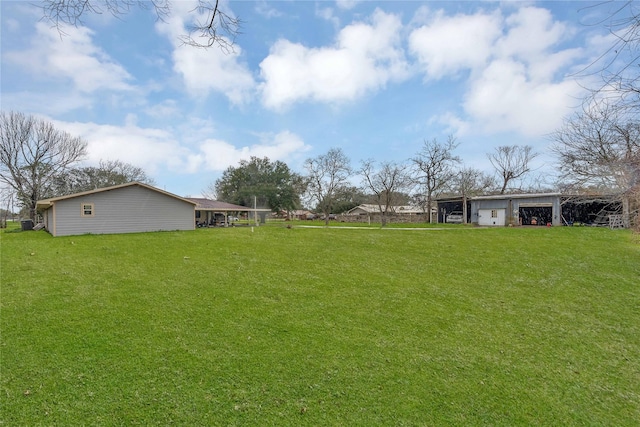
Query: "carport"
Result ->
[[186, 198, 272, 227], [187, 198, 253, 227], [435, 197, 469, 223]]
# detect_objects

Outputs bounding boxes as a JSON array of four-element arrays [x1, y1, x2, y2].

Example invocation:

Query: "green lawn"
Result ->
[[1, 224, 639, 425]]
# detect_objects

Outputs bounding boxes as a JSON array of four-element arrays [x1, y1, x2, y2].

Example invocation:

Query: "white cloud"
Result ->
[[52, 118, 310, 178], [496, 7, 569, 62], [409, 5, 588, 138], [197, 130, 310, 171], [259, 9, 410, 110], [171, 46, 255, 105], [195, 139, 239, 171], [409, 9, 503, 79], [4, 17, 21, 32], [336, 0, 360, 10], [4, 22, 133, 93], [144, 100, 181, 119], [0, 91, 93, 116], [316, 6, 340, 29], [255, 0, 282, 18], [463, 59, 582, 136], [54, 120, 189, 175], [155, 0, 255, 105]]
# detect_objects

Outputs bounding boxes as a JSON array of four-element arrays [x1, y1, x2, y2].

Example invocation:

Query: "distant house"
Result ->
[[37, 182, 196, 237], [278, 209, 314, 220], [345, 204, 426, 216]]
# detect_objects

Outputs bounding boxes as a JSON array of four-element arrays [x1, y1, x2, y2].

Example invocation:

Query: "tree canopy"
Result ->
[[214, 156, 305, 212]]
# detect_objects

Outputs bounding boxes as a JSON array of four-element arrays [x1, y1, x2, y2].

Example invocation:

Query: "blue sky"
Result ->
[[0, 1, 625, 198]]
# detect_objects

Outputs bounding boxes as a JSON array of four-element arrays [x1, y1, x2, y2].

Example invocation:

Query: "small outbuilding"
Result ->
[[436, 192, 623, 226], [470, 193, 563, 226], [37, 182, 197, 237]]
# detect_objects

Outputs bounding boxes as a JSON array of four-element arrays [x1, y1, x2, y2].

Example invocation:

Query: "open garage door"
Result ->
[[519, 203, 552, 226]]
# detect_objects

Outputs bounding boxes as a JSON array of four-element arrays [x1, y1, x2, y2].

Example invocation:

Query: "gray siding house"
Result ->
[[37, 182, 196, 237]]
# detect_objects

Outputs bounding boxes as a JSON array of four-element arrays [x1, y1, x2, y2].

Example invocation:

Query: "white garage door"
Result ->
[[478, 208, 506, 226]]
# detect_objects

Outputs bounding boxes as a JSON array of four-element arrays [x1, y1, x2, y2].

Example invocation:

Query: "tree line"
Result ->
[[0, 108, 532, 224], [1, 2, 638, 225], [1, 102, 637, 225], [205, 141, 538, 226]]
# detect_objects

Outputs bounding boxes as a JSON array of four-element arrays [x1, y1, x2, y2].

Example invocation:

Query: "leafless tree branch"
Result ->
[[359, 159, 412, 227], [487, 145, 539, 194], [0, 111, 87, 220], [39, 0, 240, 52], [410, 135, 460, 222]]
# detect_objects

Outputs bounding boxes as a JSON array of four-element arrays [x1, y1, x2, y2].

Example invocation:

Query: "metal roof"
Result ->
[[436, 192, 563, 202], [186, 198, 270, 212], [346, 204, 426, 215], [36, 181, 196, 210], [471, 192, 563, 201]]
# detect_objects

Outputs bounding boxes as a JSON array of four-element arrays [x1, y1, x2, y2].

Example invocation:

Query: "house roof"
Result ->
[[186, 198, 251, 211], [346, 204, 425, 215], [286, 209, 312, 216], [36, 181, 196, 210]]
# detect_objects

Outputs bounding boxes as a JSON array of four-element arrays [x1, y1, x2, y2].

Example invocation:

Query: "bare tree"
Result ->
[[552, 100, 639, 192], [563, 2, 640, 227], [410, 136, 460, 223], [304, 148, 352, 226], [451, 166, 495, 224], [201, 181, 217, 200], [360, 159, 413, 227], [0, 111, 87, 221], [40, 0, 240, 52], [488, 145, 539, 194], [579, 1, 640, 114], [49, 159, 155, 196], [0, 186, 16, 228], [552, 100, 639, 226]]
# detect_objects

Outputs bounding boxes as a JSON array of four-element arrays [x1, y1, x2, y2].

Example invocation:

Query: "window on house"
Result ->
[[491, 209, 498, 218], [82, 203, 94, 217]]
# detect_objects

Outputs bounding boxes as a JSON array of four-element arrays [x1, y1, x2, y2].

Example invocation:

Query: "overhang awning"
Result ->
[[186, 198, 251, 212], [186, 198, 271, 219]]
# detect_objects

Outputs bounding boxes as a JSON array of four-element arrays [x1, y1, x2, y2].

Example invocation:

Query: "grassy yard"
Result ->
[[1, 224, 639, 425]]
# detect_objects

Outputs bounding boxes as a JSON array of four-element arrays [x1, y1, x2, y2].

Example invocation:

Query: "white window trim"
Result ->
[[81, 203, 95, 217]]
